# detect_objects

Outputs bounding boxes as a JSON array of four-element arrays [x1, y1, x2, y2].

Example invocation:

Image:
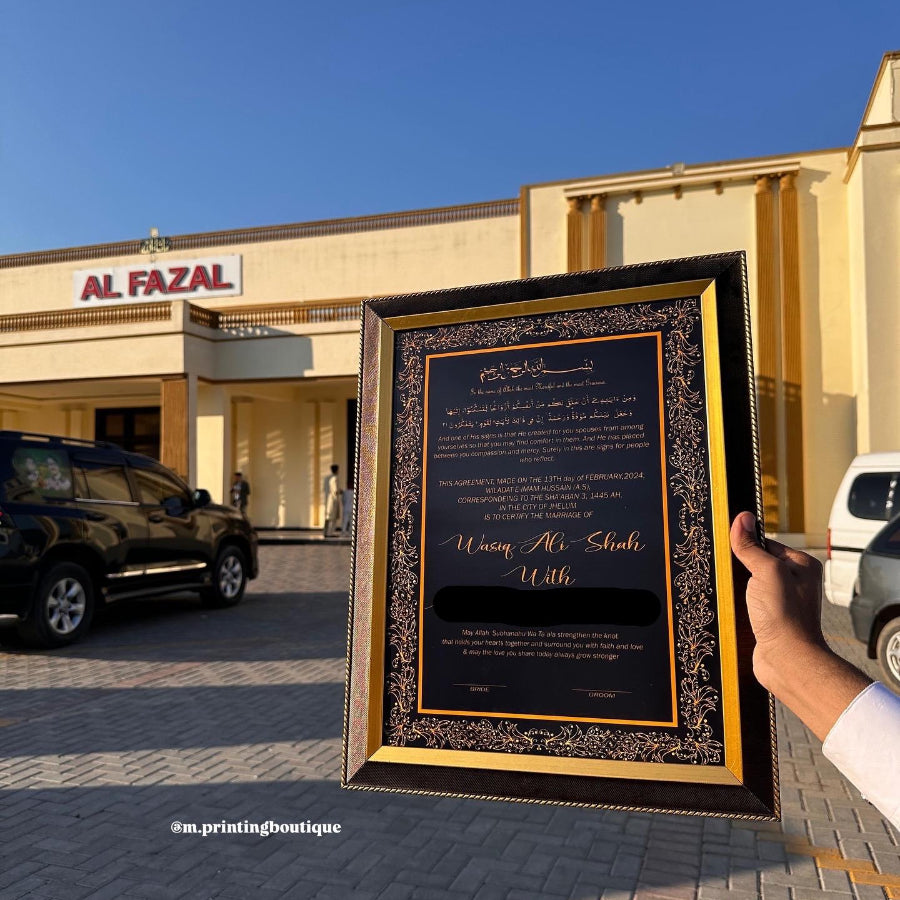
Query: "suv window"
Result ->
[[848, 473, 898, 521], [74, 456, 134, 503], [6, 447, 75, 503], [132, 465, 192, 512]]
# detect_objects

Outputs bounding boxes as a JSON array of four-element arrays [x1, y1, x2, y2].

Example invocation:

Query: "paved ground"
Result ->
[[0, 545, 897, 900]]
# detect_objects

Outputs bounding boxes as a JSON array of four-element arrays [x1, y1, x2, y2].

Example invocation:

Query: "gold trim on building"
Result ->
[[161, 376, 189, 480], [566, 196, 584, 272], [0, 299, 362, 337], [519, 184, 531, 279], [754, 175, 780, 531], [198, 298, 362, 328], [0, 302, 172, 333], [588, 194, 607, 269], [779, 172, 805, 532]]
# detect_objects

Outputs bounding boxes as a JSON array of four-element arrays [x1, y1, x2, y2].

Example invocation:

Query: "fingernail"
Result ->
[[738, 512, 756, 534]]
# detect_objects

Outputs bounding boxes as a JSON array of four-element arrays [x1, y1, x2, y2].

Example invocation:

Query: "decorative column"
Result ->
[[754, 175, 780, 531], [64, 408, 87, 440], [161, 376, 195, 483], [305, 400, 321, 528], [566, 197, 584, 272], [197, 385, 230, 504], [588, 194, 607, 269], [779, 172, 805, 533], [307, 400, 337, 528], [231, 396, 253, 514]]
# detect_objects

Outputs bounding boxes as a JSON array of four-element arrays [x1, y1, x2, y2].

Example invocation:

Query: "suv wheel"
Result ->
[[201, 546, 247, 608], [18, 562, 95, 648], [876, 617, 900, 695]]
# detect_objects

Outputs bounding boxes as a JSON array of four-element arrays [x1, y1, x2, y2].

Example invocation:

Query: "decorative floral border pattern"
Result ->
[[384, 298, 723, 765]]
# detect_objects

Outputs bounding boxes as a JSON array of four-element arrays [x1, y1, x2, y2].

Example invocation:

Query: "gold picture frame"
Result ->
[[343, 253, 778, 819]]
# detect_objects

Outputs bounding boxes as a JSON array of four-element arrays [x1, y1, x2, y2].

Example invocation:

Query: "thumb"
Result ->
[[729, 512, 769, 573]]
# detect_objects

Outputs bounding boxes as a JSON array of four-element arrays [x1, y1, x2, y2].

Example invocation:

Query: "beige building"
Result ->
[[1, 51, 898, 542]]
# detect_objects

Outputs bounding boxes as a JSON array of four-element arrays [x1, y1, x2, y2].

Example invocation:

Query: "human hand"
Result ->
[[729, 511, 827, 683], [729, 511, 871, 740]]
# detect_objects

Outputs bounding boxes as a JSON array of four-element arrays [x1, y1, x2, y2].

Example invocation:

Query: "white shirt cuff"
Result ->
[[822, 681, 900, 829]]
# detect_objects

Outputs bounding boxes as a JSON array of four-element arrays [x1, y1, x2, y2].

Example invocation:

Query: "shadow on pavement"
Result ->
[[0, 778, 788, 899], [0, 590, 350, 663], [0, 681, 345, 754]]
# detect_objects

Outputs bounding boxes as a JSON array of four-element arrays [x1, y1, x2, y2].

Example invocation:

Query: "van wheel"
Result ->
[[876, 618, 900, 695], [18, 562, 95, 649], [201, 546, 247, 608]]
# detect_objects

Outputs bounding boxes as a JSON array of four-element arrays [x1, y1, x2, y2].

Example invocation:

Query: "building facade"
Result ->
[[1, 52, 898, 542]]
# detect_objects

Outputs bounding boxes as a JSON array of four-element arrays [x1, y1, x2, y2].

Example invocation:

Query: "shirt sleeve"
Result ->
[[822, 681, 900, 829]]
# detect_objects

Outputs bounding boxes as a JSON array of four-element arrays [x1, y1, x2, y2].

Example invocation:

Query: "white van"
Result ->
[[824, 452, 900, 606]]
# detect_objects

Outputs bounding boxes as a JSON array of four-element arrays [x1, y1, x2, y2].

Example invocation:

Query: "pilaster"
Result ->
[[161, 375, 196, 483], [588, 194, 607, 269], [566, 197, 584, 272], [779, 172, 805, 532], [755, 175, 780, 531]]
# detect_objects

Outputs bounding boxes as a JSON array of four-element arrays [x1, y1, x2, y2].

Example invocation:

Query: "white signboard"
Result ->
[[73, 254, 242, 306]]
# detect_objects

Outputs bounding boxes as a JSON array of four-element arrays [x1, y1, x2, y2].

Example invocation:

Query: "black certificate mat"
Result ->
[[343, 253, 778, 819]]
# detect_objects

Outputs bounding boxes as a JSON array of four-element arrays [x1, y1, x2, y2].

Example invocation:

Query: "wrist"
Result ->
[[754, 639, 831, 697], [754, 640, 872, 742]]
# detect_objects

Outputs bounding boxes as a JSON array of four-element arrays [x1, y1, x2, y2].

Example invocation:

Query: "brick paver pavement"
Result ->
[[0, 545, 897, 900]]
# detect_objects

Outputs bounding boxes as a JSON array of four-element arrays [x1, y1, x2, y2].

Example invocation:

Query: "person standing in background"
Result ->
[[231, 471, 250, 515], [323, 464, 341, 537]]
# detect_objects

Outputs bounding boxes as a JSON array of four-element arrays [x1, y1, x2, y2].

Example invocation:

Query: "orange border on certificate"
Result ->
[[416, 332, 677, 727]]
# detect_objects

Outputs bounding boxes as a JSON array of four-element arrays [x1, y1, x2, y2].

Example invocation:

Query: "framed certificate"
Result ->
[[343, 253, 778, 819]]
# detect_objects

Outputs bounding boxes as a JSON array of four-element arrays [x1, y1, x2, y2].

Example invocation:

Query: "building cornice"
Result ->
[[521, 146, 848, 194], [845, 125, 900, 184], [0, 298, 362, 335], [0, 198, 520, 270], [844, 138, 900, 183], [845, 51, 900, 182], [855, 50, 900, 135], [562, 157, 804, 200]]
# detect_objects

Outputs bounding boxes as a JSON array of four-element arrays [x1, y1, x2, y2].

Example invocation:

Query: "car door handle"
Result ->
[[85, 511, 106, 521], [148, 513, 165, 523]]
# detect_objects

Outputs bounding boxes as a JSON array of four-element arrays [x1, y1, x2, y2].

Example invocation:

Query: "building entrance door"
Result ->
[[95, 407, 161, 458]]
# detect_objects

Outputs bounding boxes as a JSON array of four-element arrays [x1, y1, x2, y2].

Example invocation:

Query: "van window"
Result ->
[[848, 473, 898, 521]]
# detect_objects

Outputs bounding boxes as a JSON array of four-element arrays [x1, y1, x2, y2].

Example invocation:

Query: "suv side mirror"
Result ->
[[193, 489, 211, 508]]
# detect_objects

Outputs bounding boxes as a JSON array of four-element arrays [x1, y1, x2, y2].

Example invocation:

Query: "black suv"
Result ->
[[0, 431, 258, 648]]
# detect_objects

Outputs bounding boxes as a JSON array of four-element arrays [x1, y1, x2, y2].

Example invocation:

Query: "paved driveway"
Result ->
[[0, 545, 897, 900]]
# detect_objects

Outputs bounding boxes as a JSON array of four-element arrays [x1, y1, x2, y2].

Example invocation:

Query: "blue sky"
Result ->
[[1, 0, 897, 254]]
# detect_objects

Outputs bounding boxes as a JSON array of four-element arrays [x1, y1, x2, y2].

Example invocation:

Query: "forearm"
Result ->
[[756, 642, 872, 742]]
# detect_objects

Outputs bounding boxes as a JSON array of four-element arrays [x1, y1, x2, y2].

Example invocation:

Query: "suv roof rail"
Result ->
[[0, 430, 121, 450]]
